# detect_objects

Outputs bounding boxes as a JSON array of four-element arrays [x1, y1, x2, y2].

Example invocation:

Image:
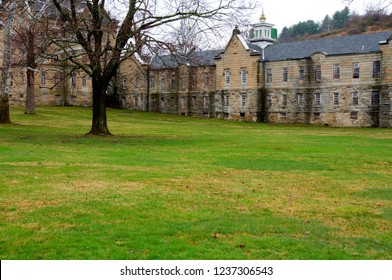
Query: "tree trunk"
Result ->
[[25, 28, 36, 115], [0, 0, 16, 124], [25, 69, 35, 114], [88, 76, 111, 135], [0, 95, 11, 124]]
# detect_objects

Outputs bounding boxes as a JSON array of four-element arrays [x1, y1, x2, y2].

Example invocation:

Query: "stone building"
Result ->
[[131, 13, 392, 127], [2, 7, 392, 128]]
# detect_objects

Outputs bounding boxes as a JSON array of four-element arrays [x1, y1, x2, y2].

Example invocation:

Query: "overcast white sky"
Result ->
[[253, 0, 391, 33]]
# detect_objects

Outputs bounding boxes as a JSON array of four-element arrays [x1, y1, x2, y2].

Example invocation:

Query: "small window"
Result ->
[[267, 95, 272, 107], [204, 73, 209, 89], [82, 76, 87, 87], [315, 66, 322, 81], [282, 94, 287, 107], [371, 91, 380, 106], [299, 66, 305, 80], [203, 96, 209, 108], [297, 93, 304, 105], [267, 69, 272, 83], [333, 92, 339, 106], [224, 95, 230, 106], [160, 75, 166, 91], [333, 64, 340, 80], [171, 75, 176, 90], [225, 69, 230, 88], [314, 112, 321, 119], [241, 94, 247, 107], [181, 75, 188, 88], [54, 74, 61, 86], [282, 68, 288, 82], [71, 74, 77, 88], [373, 61, 381, 78], [192, 96, 197, 107], [314, 93, 321, 106], [40, 73, 46, 86], [352, 92, 359, 106], [281, 112, 287, 119], [241, 68, 247, 88], [350, 112, 358, 119], [353, 63, 360, 78], [181, 97, 186, 108], [150, 75, 155, 89]]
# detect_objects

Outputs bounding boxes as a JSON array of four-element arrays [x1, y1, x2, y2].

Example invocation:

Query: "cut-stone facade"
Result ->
[[2, 8, 392, 128]]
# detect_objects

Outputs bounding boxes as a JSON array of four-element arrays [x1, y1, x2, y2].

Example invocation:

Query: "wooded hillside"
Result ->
[[279, 6, 392, 42]]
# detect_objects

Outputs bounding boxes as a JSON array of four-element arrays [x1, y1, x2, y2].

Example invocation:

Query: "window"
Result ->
[[54, 74, 61, 86], [224, 95, 230, 106], [333, 64, 340, 80], [71, 74, 77, 88], [225, 69, 230, 88], [181, 75, 188, 88], [267, 95, 272, 107], [373, 61, 381, 78], [241, 94, 247, 107], [353, 63, 360, 78], [134, 96, 139, 107], [150, 75, 155, 89], [192, 96, 197, 107], [352, 92, 359, 106], [371, 91, 380, 106], [134, 76, 139, 93], [204, 73, 209, 89], [241, 68, 247, 89], [181, 97, 186, 108], [203, 96, 209, 108], [40, 73, 46, 86], [350, 112, 358, 119], [299, 66, 305, 80], [171, 75, 176, 90], [282, 94, 287, 107], [282, 68, 288, 82], [315, 66, 321, 81], [160, 74, 166, 91], [314, 93, 321, 106], [297, 93, 304, 105], [82, 76, 87, 87], [333, 92, 339, 106], [267, 69, 272, 83]]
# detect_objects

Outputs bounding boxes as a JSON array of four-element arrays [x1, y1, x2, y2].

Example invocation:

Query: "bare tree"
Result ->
[[49, 0, 257, 135], [0, 0, 16, 124], [11, 0, 54, 115]]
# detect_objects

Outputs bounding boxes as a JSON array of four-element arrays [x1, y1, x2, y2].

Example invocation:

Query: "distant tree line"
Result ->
[[278, 6, 392, 42], [279, 7, 351, 42]]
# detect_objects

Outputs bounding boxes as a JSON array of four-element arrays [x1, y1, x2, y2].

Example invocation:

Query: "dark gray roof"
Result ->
[[264, 31, 392, 61], [150, 50, 221, 69]]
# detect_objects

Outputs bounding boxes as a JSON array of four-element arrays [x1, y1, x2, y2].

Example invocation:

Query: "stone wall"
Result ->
[[263, 52, 386, 127]]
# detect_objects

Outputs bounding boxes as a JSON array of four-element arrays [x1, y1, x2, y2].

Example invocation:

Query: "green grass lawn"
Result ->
[[1, 106, 391, 259]]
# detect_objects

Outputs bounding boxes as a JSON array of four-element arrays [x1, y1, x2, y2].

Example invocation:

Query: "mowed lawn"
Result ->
[[0, 106, 391, 260]]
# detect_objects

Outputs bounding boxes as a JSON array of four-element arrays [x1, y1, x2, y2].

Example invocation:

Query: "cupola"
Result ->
[[250, 9, 278, 49]]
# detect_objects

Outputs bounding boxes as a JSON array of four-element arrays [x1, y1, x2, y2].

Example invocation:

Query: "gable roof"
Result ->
[[150, 50, 221, 70], [264, 31, 392, 61]]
